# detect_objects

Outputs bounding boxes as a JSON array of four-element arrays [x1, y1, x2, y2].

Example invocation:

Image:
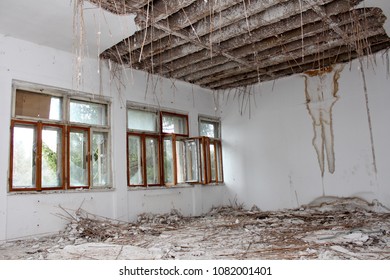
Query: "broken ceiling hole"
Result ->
[[87, 0, 390, 90]]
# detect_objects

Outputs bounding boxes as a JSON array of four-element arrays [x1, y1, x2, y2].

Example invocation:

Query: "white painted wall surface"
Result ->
[[0, 35, 229, 240], [221, 54, 390, 210]]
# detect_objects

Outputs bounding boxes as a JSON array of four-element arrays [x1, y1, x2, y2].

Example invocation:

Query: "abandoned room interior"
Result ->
[[1, 0, 390, 260]]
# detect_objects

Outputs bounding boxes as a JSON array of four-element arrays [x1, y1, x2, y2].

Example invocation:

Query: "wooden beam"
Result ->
[[217, 39, 390, 89], [136, 0, 200, 26], [202, 26, 386, 89], [87, 0, 152, 14], [101, 1, 242, 61], [132, 0, 292, 63], [209, 33, 389, 89], [183, 8, 380, 83], [151, 0, 362, 77], [135, 0, 338, 70], [186, 9, 384, 84]]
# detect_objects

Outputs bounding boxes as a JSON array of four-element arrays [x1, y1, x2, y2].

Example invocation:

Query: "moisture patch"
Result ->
[[304, 65, 344, 177]]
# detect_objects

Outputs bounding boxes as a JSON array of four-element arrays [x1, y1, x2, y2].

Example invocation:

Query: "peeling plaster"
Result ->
[[304, 65, 344, 177]]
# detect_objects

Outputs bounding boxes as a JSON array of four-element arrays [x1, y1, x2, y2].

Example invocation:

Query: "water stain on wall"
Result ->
[[303, 65, 344, 177]]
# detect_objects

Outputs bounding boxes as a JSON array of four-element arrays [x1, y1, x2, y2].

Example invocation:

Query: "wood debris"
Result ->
[[1, 197, 390, 260]]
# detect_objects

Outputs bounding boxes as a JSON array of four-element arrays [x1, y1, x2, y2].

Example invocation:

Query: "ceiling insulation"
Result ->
[[92, 0, 390, 90]]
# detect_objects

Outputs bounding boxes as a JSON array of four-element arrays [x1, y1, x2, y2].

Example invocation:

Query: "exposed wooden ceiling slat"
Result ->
[[93, 0, 390, 90], [192, 13, 386, 86]]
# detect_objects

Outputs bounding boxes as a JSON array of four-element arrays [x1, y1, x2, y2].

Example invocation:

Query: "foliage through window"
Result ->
[[9, 84, 111, 192]]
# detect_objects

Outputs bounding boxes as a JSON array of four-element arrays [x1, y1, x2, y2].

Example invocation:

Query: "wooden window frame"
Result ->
[[9, 83, 111, 192], [127, 132, 162, 187], [161, 111, 189, 137], [198, 117, 224, 185], [9, 120, 66, 192], [198, 116, 221, 139]]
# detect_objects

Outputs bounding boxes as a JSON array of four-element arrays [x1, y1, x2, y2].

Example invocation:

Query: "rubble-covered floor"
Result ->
[[1, 197, 390, 260]]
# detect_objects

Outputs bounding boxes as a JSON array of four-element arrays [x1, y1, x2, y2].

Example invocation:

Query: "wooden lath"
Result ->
[[93, 0, 390, 90]]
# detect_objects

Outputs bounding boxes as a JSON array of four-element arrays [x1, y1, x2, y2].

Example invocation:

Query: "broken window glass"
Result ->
[[92, 132, 109, 187], [70, 100, 107, 126], [69, 128, 89, 187]]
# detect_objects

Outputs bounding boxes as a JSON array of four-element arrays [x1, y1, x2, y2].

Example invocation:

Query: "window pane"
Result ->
[[70, 100, 107, 126], [145, 137, 159, 185], [186, 140, 199, 182], [128, 109, 157, 132], [92, 132, 109, 187], [210, 144, 216, 181], [163, 138, 174, 184], [42, 126, 63, 188], [176, 140, 185, 184], [12, 125, 36, 189], [216, 142, 223, 182], [200, 120, 219, 138], [200, 141, 206, 183], [69, 129, 89, 186], [15, 90, 62, 121], [128, 135, 143, 185], [162, 113, 188, 135]]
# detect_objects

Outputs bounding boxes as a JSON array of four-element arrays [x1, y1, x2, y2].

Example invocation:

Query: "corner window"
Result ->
[[9, 84, 111, 192], [161, 112, 188, 136], [199, 119, 220, 139], [199, 117, 223, 184]]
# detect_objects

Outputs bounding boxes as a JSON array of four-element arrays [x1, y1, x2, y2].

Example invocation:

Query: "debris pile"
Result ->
[[1, 197, 390, 260], [137, 209, 186, 225]]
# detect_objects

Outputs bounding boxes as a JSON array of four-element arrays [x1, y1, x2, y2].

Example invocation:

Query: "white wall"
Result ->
[[221, 54, 390, 210], [0, 35, 229, 241]]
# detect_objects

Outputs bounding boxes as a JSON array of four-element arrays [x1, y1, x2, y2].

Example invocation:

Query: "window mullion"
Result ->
[[36, 122, 43, 191], [172, 134, 178, 185], [141, 135, 147, 187], [217, 141, 224, 183], [87, 127, 92, 189], [213, 141, 218, 183], [205, 137, 212, 184]]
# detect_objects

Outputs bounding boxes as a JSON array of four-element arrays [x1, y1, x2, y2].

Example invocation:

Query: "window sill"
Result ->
[[8, 187, 115, 195], [128, 183, 224, 191]]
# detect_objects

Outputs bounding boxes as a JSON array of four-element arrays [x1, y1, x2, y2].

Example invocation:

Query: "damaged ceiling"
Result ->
[[94, 0, 390, 90]]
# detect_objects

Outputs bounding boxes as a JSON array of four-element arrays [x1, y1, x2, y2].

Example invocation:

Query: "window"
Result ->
[[161, 112, 188, 135], [127, 108, 161, 187], [9, 84, 111, 192], [199, 117, 223, 184], [161, 112, 189, 185], [126, 105, 223, 188]]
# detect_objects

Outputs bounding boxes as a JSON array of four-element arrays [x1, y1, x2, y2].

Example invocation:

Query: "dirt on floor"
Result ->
[[1, 197, 390, 260]]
